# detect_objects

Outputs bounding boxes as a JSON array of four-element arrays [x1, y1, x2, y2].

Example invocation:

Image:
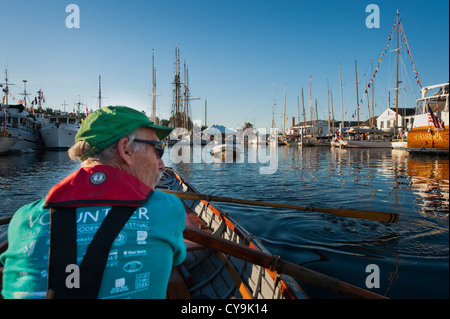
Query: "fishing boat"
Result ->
[[0, 104, 44, 151], [41, 113, 81, 150], [406, 82, 449, 154], [1, 71, 46, 151]]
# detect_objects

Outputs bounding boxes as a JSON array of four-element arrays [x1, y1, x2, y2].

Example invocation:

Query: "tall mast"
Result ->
[[394, 9, 400, 135], [62, 100, 68, 112], [98, 75, 102, 109], [309, 76, 313, 137], [20, 80, 30, 109], [172, 46, 181, 127], [283, 84, 286, 135], [271, 82, 275, 129], [355, 60, 360, 126], [327, 79, 331, 135], [152, 50, 157, 123], [339, 63, 344, 131], [1, 69, 11, 129], [184, 63, 190, 130], [204, 99, 207, 128], [301, 86, 306, 133], [37, 89, 44, 111], [331, 88, 335, 133], [1, 68, 14, 108], [183, 61, 187, 129], [371, 59, 374, 128], [315, 99, 319, 136], [364, 74, 371, 126]]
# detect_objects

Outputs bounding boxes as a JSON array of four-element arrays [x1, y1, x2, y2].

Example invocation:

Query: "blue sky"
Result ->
[[2, 0, 449, 131]]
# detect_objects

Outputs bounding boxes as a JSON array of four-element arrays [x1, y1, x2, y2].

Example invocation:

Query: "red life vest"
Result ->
[[44, 165, 152, 208]]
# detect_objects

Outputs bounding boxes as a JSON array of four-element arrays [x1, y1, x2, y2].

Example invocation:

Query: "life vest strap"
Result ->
[[46, 205, 136, 299]]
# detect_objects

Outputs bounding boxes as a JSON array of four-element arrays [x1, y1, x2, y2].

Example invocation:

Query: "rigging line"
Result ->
[[399, 53, 418, 101]]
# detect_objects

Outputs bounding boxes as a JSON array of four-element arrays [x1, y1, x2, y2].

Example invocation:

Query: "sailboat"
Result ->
[[331, 64, 346, 148], [339, 61, 392, 148], [382, 9, 429, 150]]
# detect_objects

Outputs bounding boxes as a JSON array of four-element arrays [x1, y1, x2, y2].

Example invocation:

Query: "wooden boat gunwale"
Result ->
[[159, 167, 307, 299]]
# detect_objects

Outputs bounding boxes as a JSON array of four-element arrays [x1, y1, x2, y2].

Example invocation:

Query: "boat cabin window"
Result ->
[[69, 118, 76, 124], [416, 97, 448, 116]]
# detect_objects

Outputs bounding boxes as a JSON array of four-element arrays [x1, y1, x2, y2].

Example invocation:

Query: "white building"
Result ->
[[376, 107, 415, 131]]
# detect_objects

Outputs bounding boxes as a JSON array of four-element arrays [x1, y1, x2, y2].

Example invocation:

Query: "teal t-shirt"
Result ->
[[0, 190, 186, 299]]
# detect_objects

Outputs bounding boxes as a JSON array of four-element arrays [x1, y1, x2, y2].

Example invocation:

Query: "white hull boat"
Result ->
[[41, 115, 80, 150]]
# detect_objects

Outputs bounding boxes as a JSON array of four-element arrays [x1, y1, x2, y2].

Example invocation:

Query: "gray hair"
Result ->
[[68, 129, 145, 166]]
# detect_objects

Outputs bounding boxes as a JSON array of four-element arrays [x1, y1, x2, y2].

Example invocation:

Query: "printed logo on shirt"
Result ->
[[110, 278, 129, 294], [123, 249, 147, 258], [90, 171, 107, 185], [123, 260, 143, 273], [135, 272, 150, 290], [137, 230, 147, 244], [113, 231, 127, 246]]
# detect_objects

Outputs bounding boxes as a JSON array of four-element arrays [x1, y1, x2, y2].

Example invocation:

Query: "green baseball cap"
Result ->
[[75, 106, 173, 160]]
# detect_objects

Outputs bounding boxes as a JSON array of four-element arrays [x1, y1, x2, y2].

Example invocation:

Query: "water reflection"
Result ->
[[407, 156, 449, 218]]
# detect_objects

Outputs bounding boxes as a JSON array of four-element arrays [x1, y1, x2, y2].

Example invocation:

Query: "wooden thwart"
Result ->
[[164, 190, 399, 223]]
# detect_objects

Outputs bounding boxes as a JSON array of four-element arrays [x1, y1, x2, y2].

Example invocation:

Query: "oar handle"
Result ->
[[183, 226, 388, 299]]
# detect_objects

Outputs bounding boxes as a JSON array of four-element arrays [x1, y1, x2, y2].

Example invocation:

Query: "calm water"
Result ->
[[0, 146, 448, 299]]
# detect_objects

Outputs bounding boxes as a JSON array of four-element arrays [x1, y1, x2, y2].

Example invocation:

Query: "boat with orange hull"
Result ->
[[407, 82, 449, 154]]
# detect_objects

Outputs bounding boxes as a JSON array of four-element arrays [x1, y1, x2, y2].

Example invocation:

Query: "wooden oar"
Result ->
[[164, 190, 399, 223], [0, 216, 12, 226], [184, 225, 388, 299]]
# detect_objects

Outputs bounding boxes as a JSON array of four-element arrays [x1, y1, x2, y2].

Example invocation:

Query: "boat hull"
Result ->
[[340, 140, 392, 148], [407, 127, 449, 150], [8, 127, 42, 150], [0, 136, 18, 154], [210, 144, 242, 160], [41, 125, 78, 150], [391, 138, 408, 149]]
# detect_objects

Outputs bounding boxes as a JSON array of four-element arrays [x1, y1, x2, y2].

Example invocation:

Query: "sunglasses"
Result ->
[[133, 139, 165, 159]]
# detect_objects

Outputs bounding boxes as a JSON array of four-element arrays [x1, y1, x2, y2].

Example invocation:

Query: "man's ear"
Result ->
[[117, 137, 133, 165]]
